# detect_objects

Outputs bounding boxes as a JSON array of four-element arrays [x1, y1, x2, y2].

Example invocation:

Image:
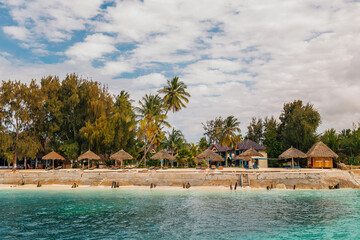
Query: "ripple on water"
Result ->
[[0, 189, 360, 239]]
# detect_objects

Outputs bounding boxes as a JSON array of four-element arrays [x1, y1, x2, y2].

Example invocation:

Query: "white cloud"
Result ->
[[2, 0, 103, 42], [2, 0, 360, 142], [66, 33, 116, 61], [3, 26, 31, 41]]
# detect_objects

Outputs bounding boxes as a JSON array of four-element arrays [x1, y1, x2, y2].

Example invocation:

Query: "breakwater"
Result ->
[[1, 169, 360, 189]]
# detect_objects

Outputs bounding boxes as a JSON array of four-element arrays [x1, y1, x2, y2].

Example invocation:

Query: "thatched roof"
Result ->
[[209, 140, 266, 153], [110, 149, 133, 161], [195, 149, 224, 163], [237, 139, 266, 151], [42, 151, 66, 161], [279, 147, 307, 159], [150, 150, 174, 160], [78, 150, 101, 161], [239, 148, 264, 157], [306, 141, 339, 158], [234, 156, 253, 161]]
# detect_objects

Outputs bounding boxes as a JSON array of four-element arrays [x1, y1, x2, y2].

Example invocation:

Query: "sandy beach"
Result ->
[[0, 183, 275, 193]]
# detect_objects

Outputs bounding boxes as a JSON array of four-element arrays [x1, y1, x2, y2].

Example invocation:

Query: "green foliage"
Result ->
[[176, 148, 194, 167], [198, 137, 209, 151], [202, 116, 241, 147], [321, 124, 360, 165], [246, 117, 264, 143], [0, 74, 142, 167], [111, 91, 137, 155], [216, 116, 241, 149], [348, 157, 360, 166], [263, 116, 283, 158], [158, 76, 190, 113], [202, 116, 224, 144], [279, 100, 321, 152], [162, 128, 186, 154]]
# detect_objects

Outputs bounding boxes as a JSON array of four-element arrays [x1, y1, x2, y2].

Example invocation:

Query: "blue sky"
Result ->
[[1, 0, 360, 142]]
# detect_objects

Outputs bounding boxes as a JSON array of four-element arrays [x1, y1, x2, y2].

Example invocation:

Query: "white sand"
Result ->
[[0, 184, 263, 192]]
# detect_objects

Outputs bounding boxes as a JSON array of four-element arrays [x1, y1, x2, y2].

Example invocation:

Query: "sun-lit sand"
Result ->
[[0, 183, 264, 192]]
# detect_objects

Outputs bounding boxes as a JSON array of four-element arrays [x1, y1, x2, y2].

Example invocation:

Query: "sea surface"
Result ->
[[0, 188, 359, 239]]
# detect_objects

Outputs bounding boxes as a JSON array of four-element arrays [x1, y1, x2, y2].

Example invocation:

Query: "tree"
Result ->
[[198, 137, 209, 151], [158, 76, 190, 113], [202, 116, 224, 144], [111, 91, 138, 157], [263, 116, 283, 158], [321, 129, 339, 153], [162, 128, 186, 167], [137, 94, 169, 167], [246, 117, 264, 143], [139, 77, 191, 166], [279, 100, 321, 152], [176, 148, 193, 167], [216, 115, 241, 167], [217, 116, 241, 149], [0, 80, 40, 169]]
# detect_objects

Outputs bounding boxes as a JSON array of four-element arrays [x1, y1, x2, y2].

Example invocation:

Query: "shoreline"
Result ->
[[0, 184, 356, 192]]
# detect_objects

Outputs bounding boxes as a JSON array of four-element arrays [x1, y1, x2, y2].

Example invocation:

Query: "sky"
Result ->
[[0, 0, 360, 143]]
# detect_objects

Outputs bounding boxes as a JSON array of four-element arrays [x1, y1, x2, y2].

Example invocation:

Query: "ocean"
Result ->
[[0, 188, 359, 239]]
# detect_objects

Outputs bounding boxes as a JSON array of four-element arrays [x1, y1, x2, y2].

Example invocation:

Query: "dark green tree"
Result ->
[[246, 117, 264, 144], [279, 100, 321, 152]]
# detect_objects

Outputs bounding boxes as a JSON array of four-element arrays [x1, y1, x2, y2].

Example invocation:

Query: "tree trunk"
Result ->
[[138, 108, 170, 168], [13, 129, 19, 170], [24, 157, 27, 169]]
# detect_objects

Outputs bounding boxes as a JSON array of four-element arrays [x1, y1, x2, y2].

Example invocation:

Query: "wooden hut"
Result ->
[[78, 150, 101, 168], [195, 149, 224, 167], [150, 150, 174, 167], [306, 141, 338, 168], [279, 147, 307, 168], [235, 148, 264, 168], [42, 151, 66, 169], [110, 149, 133, 168]]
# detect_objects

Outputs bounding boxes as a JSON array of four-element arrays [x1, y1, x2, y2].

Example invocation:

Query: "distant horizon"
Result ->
[[1, 0, 360, 142]]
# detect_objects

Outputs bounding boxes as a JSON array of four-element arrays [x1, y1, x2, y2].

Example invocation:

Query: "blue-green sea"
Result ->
[[0, 188, 360, 239]]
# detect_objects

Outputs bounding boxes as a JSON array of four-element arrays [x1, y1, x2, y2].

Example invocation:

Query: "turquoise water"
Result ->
[[0, 189, 360, 239]]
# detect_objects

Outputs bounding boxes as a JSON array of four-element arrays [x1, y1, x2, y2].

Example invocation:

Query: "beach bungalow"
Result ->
[[209, 139, 268, 168], [306, 141, 338, 168]]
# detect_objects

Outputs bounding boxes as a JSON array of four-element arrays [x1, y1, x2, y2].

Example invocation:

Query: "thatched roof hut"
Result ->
[[78, 150, 101, 161], [110, 149, 133, 168], [306, 142, 338, 168], [195, 149, 224, 163], [279, 147, 307, 159], [42, 151, 65, 161], [110, 149, 133, 161], [150, 150, 174, 160], [239, 148, 264, 157], [42, 151, 66, 169], [279, 147, 307, 168], [306, 142, 338, 158]]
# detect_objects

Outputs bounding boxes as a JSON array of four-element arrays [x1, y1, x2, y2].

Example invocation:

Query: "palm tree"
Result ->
[[217, 116, 241, 167], [136, 94, 169, 167], [139, 77, 191, 166], [162, 128, 186, 167], [158, 76, 191, 114]]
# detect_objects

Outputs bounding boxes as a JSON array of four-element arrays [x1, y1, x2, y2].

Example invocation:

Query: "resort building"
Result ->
[[306, 141, 338, 168], [209, 139, 268, 168]]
